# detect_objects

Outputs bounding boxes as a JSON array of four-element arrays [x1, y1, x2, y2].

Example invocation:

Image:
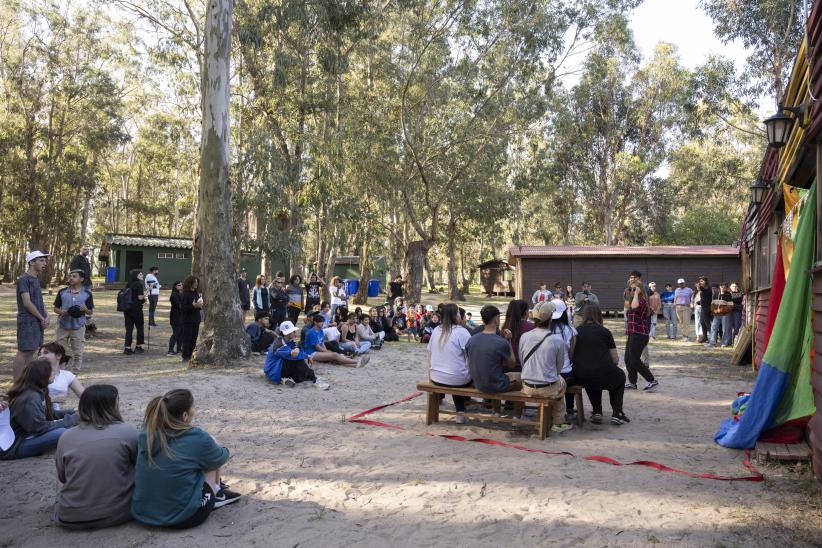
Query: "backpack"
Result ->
[[116, 285, 133, 312]]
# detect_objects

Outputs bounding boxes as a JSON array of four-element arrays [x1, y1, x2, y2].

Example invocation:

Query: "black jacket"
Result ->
[[181, 291, 202, 324], [69, 255, 92, 287], [699, 287, 713, 318], [170, 290, 182, 325]]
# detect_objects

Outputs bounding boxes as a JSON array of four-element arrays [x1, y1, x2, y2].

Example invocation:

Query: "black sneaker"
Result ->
[[134, 346, 144, 354], [611, 413, 631, 425], [213, 488, 241, 508], [624, 382, 638, 390], [123, 347, 133, 355], [643, 380, 659, 392], [590, 413, 603, 424]]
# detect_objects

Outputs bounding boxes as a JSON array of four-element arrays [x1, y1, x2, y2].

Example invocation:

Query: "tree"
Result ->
[[190, 0, 249, 365], [701, 0, 805, 102]]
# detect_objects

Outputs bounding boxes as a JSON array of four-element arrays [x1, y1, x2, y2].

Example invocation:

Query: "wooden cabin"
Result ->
[[478, 259, 515, 296]]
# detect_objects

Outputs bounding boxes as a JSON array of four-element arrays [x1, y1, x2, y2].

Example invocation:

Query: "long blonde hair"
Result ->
[[142, 389, 194, 466]]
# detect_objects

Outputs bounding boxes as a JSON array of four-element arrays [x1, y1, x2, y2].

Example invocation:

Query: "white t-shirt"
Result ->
[[330, 285, 347, 305], [49, 369, 76, 411], [428, 325, 472, 385], [145, 273, 161, 295], [552, 323, 577, 374]]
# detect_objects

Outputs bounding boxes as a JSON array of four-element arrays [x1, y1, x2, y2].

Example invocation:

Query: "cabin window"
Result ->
[[157, 252, 174, 259], [176, 252, 187, 259]]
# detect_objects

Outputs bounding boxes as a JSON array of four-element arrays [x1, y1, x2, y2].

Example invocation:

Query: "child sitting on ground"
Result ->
[[392, 306, 417, 341], [246, 312, 277, 354], [265, 321, 328, 389], [421, 312, 440, 344]]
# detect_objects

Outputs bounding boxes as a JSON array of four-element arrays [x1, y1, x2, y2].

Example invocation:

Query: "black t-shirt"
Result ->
[[465, 332, 511, 393], [572, 323, 617, 378], [306, 282, 323, 302], [181, 291, 201, 324], [389, 282, 403, 298], [129, 280, 145, 311]]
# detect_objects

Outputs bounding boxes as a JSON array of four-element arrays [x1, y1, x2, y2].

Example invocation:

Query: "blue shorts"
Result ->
[[17, 319, 43, 352]]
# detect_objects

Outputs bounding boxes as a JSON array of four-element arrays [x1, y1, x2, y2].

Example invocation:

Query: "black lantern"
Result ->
[[749, 179, 769, 205], [764, 106, 793, 149]]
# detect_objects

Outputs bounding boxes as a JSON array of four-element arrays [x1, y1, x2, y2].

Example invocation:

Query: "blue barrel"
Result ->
[[106, 266, 118, 283], [368, 279, 380, 297], [345, 279, 360, 296]]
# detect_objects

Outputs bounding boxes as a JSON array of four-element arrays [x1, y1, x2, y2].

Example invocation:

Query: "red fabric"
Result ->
[[763, 239, 786, 352], [759, 417, 811, 444], [349, 393, 764, 482]]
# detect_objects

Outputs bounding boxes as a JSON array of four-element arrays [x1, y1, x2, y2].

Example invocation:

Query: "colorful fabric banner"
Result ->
[[716, 180, 817, 448]]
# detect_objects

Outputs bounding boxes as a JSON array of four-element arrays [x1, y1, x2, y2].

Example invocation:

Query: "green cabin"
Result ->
[[333, 255, 388, 284], [101, 234, 264, 286]]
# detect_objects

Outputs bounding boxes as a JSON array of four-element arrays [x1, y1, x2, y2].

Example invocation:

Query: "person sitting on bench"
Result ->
[[466, 305, 520, 394], [246, 312, 277, 354], [428, 303, 472, 424], [518, 301, 574, 434]]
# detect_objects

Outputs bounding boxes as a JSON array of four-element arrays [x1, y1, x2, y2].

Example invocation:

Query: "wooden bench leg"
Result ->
[[426, 393, 438, 425], [539, 404, 550, 439], [575, 390, 584, 427]]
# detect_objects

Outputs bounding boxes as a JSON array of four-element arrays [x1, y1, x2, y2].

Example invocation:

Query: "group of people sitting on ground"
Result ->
[[1, 347, 241, 529], [427, 298, 640, 432]]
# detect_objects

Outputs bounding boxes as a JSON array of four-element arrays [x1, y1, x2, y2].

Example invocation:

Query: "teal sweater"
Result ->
[[131, 427, 229, 525]]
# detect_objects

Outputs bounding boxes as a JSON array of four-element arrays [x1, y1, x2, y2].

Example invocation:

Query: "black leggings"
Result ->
[[625, 333, 654, 384], [281, 359, 317, 383], [124, 312, 144, 348], [432, 380, 472, 412], [287, 307, 300, 325], [575, 368, 626, 415], [168, 322, 182, 353], [181, 322, 200, 360], [561, 372, 576, 412]]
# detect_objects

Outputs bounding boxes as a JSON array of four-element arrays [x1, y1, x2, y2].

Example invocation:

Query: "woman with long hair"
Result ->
[[251, 274, 270, 315], [167, 280, 183, 356], [625, 282, 658, 391], [123, 269, 146, 355], [131, 389, 240, 528], [428, 303, 473, 424], [180, 276, 203, 361], [500, 299, 534, 370], [573, 306, 629, 425], [54, 385, 138, 529], [2, 359, 78, 459], [39, 342, 84, 411]]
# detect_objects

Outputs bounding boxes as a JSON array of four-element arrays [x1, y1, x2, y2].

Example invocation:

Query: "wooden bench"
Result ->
[[416, 381, 584, 440]]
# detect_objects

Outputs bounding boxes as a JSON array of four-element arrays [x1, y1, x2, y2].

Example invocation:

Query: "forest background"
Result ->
[[0, 0, 804, 303]]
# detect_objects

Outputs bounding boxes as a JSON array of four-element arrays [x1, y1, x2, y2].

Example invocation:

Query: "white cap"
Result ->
[[677, 278, 686, 284], [550, 298, 567, 319], [648, 281, 656, 287], [26, 250, 49, 263], [279, 320, 298, 335]]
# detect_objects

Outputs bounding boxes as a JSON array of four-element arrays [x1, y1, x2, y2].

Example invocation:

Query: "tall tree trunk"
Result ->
[[460, 244, 470, 296], [446, 221, 464, 301], [190, 0, 249, 366], [424, 254, 436, 292], [353, 229, 370, 305], [404, 240, 429, 303]]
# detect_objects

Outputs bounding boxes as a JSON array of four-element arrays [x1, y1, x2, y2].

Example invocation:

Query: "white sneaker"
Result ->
[[314, 379, 330, 390], [358, 355, 370, 368], [455, 413, 467, 425], [282, 377, 296, 387]]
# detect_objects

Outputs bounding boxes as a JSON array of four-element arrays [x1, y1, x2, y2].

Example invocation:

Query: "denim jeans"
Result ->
[[17, 428, 67, 458], [340, 340, 371, 354], [709, 314, 733, 346], [662, 303, 678, 338]]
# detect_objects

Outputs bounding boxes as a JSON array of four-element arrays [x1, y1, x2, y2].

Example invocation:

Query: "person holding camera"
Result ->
[[180, 275, 204, 361], [573, 282, 599, 327], [53, 269, 94, 371]]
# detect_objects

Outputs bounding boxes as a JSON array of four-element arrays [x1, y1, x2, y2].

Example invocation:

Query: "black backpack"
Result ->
[[116, 285, 133, 312]]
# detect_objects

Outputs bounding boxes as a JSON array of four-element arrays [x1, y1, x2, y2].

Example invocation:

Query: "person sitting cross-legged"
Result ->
[[465, 305, 521, 417], [357, 314, 384, 349], [265, 321, 328, 389], [340, 313, 371, 354], [303, 314, 368, 367], [246, 312, 277, 354]]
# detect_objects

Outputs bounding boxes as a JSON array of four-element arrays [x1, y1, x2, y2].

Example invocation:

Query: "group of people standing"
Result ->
[[658, 278, 743, 347]]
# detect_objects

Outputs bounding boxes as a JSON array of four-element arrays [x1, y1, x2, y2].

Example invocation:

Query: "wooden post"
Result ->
[[574, 390, 585, 427], [539, 403, 549, 440]]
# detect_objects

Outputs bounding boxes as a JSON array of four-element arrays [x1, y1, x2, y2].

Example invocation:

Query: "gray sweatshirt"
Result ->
[[10, 388, 79, 439]]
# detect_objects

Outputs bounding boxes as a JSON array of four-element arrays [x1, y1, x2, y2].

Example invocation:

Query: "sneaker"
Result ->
[[123, 348, 133, 355], [282, 377, 296, 387], [643, 380, 659, 392], [455, 413, 467, 425], [166, 351, 176, 357], [566, 411, 577, 422], [213, 488, 241, 508], [314, 379, 331, 390], [134, 346, 144, 354], [590, 413, 603, 424], [624, 382, 638, 390], [358, 355, 370, 368], [551, 423, 574, 433], [611, 412, 631, 425]]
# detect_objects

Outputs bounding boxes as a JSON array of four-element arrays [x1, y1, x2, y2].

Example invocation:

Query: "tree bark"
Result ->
[[190, 0, 249, 366], [424, 254, 436, 292], [404, 240, 428, 303], [352, 230, 370, 305], [446, 224, 464, 301]]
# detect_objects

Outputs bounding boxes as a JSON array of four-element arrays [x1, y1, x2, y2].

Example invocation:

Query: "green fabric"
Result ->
[[764, 179, 816, 423]]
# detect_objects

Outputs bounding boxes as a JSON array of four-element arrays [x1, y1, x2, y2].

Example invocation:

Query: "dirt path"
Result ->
[[1, 292, 820, 547]]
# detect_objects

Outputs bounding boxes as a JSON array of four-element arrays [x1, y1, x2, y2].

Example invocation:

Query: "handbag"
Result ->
[[711, 300, 733, 316]]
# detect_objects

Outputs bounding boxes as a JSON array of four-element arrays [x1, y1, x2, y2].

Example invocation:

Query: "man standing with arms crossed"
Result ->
[[674, 278, 693, 341], [13, 251, 50, 381], [53, 269, 94, 371]]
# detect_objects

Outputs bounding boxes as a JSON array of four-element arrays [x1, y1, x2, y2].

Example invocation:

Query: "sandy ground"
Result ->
[[1, 290, 821, 547]]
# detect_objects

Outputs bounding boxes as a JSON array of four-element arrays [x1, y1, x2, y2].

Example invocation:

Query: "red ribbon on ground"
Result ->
[[348, 392, 764, 482]]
